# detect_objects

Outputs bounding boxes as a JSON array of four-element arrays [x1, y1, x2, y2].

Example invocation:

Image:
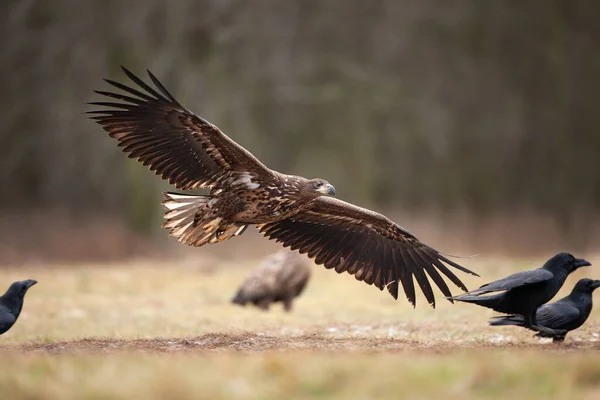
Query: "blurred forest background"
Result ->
[[1, 0, 599, 264]]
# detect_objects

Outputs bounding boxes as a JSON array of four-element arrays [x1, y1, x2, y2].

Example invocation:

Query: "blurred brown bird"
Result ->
[[89, 67, 478, 307], [231, 250, 311, 312]]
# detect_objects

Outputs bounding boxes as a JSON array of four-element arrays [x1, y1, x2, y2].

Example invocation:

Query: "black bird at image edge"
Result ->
[[0, 279, 37, 335]]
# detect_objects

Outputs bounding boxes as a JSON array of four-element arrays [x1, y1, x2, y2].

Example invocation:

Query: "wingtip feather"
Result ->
[[121, 65, 134, 77]]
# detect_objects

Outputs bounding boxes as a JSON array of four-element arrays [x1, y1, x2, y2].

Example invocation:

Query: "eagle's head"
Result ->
[[305, 178, 336, 197]]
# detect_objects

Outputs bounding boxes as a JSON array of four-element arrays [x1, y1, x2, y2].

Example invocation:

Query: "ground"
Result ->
[[0, 254, 599, 399]]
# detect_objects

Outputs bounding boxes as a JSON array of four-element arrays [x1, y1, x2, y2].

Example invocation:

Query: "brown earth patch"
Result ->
[[8, 333, 600, 354]]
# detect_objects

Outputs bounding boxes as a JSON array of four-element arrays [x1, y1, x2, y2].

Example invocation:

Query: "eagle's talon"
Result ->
[[202, 217, 223, 233]]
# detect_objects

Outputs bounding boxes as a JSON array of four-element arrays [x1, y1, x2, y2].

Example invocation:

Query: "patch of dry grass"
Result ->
[[1, 348, 600, 399], [0, 255, 599, 399]]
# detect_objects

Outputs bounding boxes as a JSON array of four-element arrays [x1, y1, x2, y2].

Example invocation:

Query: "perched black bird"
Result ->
[[451, 253, 591, 335], [0, 279, 37, 335], [489, 278, 600, 342], [232, 250, 311, 311]]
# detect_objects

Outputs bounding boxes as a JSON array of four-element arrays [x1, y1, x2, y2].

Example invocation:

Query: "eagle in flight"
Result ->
[[88, 67, 478, 307]]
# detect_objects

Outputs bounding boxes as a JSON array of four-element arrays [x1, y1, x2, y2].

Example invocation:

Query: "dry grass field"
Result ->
[[0, 254, 599, 399]]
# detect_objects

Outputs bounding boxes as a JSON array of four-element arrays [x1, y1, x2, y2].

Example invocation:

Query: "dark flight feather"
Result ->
[[258, 197, 478, 306]]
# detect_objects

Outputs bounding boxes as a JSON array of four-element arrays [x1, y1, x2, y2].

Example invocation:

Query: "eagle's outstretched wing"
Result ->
[[88, 67, 273, 190], [258, 197, 478, 307]]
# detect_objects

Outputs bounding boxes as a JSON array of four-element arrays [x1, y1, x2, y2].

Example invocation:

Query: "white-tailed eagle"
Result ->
[[88, 67, 478, 307]]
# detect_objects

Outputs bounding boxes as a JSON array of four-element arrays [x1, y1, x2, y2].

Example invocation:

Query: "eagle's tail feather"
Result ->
[[162, 192, 248, 247]]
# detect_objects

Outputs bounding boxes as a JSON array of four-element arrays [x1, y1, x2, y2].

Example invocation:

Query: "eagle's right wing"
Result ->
[[258, 196, 478, 307], [88, 67, 274, 190]]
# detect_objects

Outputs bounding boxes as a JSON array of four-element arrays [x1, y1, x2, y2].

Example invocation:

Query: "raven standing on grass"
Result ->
[[489, 278, 600, 342], [0, 280, 37, 335], [450, 253, 591, 336]]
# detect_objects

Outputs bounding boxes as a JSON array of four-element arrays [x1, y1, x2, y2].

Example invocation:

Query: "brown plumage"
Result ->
[[88, 67, 479, 307], [232, 250, 311, 311]]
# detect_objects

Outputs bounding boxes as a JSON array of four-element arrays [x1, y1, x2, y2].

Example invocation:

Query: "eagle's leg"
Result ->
[[208, 223, 249, 244], [163, 193, 249, 247], [202, 217, 223, 233], [282, 295, 294, 312], [256, 298, 272, 311]]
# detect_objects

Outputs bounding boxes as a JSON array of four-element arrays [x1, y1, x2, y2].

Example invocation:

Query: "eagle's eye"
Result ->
[[314, 181, 322, 188]]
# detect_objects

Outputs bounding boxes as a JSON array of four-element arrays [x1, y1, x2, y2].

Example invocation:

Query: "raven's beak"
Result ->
[[574, 258, 592, 269], [25, 279, 38, 289], [326, 184, 336, 196], [591, 280, 600, 290]]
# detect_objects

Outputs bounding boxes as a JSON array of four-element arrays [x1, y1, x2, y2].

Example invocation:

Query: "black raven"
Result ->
[[0, 279, 37, 335], [450, 253, 591, 335], [489, 278, 600, 342]]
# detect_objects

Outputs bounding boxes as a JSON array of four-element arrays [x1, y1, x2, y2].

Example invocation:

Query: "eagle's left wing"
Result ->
[[88, 67, 274, 191], [258, 197, 478, 307]]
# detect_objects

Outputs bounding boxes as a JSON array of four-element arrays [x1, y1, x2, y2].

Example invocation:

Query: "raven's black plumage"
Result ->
[[489, 278, 600, 342], [0, 279, 37, 335], [451, 253, 591, 335]]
